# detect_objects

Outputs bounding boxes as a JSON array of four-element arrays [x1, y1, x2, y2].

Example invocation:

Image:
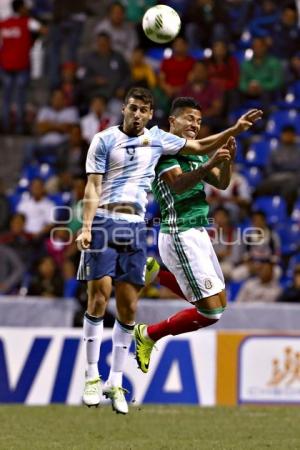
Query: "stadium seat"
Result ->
[[286, 253, 300, 280], [253, 196, 287, 225], [8, 191, 30, 213], [266, 109, 300, 137], [291, 198, 300, 223], [227, 281, 243, 302], [245, 138, 277, 167], [240, 166, 263, 189], [274, 221, 300, 256], [145, 193, 160, 222]]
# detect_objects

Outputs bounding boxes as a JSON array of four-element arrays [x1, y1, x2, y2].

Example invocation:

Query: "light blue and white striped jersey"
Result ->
[[86, 125, 186, 216]]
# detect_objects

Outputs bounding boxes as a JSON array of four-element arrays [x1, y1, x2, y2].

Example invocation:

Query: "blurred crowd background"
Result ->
[[0, 0, 300, 324]]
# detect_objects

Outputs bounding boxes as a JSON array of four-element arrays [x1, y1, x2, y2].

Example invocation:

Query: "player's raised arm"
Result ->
[[180, 109, 263, 156], [76, 174, 102, 249]]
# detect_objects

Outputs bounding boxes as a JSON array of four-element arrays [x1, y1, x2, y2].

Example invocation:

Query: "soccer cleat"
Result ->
[[102, 382, 129, 415], [134, 324, 155, 373], [82, 377, 101, 407], [145, 257, 160, 286]]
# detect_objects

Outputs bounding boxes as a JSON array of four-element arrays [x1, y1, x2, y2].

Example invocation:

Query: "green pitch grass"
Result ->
[[0, 405, 299, 450]]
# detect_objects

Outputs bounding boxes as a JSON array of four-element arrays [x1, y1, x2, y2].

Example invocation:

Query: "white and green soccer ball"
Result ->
[[142, 4, 181, 44]]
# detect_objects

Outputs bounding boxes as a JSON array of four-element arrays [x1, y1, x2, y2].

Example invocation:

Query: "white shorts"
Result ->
[[158, 227, 225, 303]]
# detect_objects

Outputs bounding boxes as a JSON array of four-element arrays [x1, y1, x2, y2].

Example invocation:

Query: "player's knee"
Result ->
[[196, 305, 226, 323], [117, 301, 137, 323], [88, 286, 109, 315]]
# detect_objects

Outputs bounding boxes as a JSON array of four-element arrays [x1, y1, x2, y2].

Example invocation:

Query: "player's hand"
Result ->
[[76, 230, 92, 250], [225, 136, 237, 160], [208, 147, 231, 168], [236, 109, 263, 132]]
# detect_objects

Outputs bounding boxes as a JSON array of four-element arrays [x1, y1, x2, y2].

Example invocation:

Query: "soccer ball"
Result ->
[[142, 4, 181, 44]]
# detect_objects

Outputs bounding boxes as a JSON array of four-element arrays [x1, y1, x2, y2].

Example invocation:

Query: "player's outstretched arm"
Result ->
[[180, 109, 263, 156], [76, 174, 102, 249]]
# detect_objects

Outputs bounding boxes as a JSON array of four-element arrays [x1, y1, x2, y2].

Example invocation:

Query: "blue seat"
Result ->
[[245, 139, 277, 167], [266, 110, 300, 137], [274, 221, 300, 256], [145, 194, 160, 222], [8, 192, 30, 213], [253, 196, 287, 225], [227, 281, 243, 302], [241, 166, 263, 189], [291, 198, 300, 223]]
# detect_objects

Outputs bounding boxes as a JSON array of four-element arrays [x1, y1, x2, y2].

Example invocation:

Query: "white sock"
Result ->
[[83, 312, 104, 380], [107, 319, 134, 387]]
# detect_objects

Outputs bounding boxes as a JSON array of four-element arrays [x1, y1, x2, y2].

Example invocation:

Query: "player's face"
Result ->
[[169, 107, 202, 139], [122, 98, 153, 136]]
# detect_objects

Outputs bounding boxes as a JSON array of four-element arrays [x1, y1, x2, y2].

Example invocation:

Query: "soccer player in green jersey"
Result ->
[[134, 97, 239, 373]]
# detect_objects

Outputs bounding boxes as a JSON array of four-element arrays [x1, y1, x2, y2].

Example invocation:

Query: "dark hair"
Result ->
[[109, 1, 125, 12], [124, 87, 154, 109], [12, 0, 24, 13], [170, 97, 202, 116], [281, 124, 296, 133], [97, 31, 111, 40], [251, 210, 266, 219]]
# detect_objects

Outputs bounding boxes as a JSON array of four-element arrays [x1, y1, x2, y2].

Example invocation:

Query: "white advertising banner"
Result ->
[[238, 335, 300, 404], [0, 328, 216, 406]]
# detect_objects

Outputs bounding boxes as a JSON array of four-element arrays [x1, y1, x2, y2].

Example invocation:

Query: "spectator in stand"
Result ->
[[268, 4, 300, 61], [64, 124, 88, 177], [0, 179, 10, 231], [123, 0, 155, 48], [287, 51, 300, 85], [248, 0, 279, 39], [206, 40, 239, 92], [236, 258, 282, 303], [209, 206, 243, 280], [94, 2, 138, 62], [16, 178, 55, 238], [180, 60, 224, 131], [239, 37, 284, 113], [62, 258, 78, 298], [184, 0, 229, 49], [79, 32, 131, 110], [159, 37, 195, 101], [231, 210, 281, 282], [130, 47, 156, 90], [277, 264, 300, 303], [24, 88, 79, 168], [47, 0, 88, 89], [0, 212, 34, 265], [27, 255, 64, 298], [68, 176, 85, 236], [206, 39, 240, 114], [205, 164, 251, 222], [0, 0, 46, 133], [254, 125, 300, 215], [0, 244, 25, 294], [80, 96, 118, 144], [225, 0, 254, 40], [45, 228, 71, 267], [59, 61, 80, 107]]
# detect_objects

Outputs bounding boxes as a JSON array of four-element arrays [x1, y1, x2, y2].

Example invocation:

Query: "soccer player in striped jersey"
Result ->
[[76, 87, 262, 413], [134, 97, 254, 374]]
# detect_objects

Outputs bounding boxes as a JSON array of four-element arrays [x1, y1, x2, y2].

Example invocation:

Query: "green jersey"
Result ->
[[152, 153, 210, 234]]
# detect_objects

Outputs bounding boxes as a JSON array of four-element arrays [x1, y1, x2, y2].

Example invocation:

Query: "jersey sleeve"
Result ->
[[155, 155, 180, 178], [157, 128, 186, 155], [85, 134, 108, 174]]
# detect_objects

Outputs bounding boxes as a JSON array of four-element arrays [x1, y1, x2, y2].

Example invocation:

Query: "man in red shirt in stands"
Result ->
[[0, 0, 44, 133], [158, 36, 195, 100]]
